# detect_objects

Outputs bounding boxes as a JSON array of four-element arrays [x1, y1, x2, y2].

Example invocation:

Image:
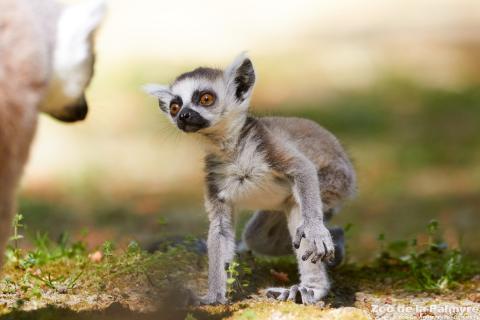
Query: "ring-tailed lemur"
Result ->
[[144, 53, 356, 305], [0, 0, 105, 269]]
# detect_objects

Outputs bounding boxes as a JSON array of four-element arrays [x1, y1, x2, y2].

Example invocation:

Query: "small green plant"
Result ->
[[226, 260, 252, 300], [375, 220, 478, 291], [7, 214, 25, 266], [102, 240, 115, 259], [3, 215, 92, 298], [2, 277, 17, 294], [5, 213, 87, 270], [226, 261, 239, 298], [127, 240, 141, 255], [29, 272, 57, 290]]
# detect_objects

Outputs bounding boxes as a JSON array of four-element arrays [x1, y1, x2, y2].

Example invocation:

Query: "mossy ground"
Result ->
[[1, 226, 479, 320]]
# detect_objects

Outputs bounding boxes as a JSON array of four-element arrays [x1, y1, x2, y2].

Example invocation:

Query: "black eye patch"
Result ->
[[192, 89, 216, 106], [170, 96, 183, 108]]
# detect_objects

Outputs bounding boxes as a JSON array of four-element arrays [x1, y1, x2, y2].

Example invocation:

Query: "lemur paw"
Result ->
[[293, 221, 335, 264], [266, 285, 326, 305]]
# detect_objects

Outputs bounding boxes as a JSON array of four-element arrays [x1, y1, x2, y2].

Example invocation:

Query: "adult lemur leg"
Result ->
[[200, 198, 235, 305], [0, 111, 37, 269], [0, 170, 17, 269], [267, 206, 330, 304]]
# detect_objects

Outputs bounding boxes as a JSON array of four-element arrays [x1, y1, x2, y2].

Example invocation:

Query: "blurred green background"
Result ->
[[19, 0, 480, 261]]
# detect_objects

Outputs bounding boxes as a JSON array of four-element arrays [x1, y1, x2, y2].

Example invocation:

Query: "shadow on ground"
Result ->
[[0, 302, 233, 320]]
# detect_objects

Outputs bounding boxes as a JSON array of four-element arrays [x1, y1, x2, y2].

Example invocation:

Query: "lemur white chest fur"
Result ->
[[207, 141, 291, 210]]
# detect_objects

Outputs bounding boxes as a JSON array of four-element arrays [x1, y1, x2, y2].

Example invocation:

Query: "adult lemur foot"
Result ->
[[266, 285, 326, 305]]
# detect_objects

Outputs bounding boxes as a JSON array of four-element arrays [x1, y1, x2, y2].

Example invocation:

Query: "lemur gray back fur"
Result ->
[[144, 53, 356, 305]]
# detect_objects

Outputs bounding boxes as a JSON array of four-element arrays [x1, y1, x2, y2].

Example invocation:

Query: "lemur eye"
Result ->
[[199, 93, 215, 106], [170, 103, 181, 116]]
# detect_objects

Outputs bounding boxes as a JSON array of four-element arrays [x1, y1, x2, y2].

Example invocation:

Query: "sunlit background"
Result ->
[[20, 0, 480, 260]]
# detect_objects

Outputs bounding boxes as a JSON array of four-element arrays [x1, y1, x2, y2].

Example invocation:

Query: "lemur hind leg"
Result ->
[[241, 209, 345, 268], [241, 210, 292, 256], [266, 206, 330, 305]]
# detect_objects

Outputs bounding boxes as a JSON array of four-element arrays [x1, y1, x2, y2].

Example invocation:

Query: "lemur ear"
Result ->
[[225, 53, 256, 103], [143, 84, 172, 112]]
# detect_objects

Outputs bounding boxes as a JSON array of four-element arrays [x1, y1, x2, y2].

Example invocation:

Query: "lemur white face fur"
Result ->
[[144, 53, 255, 135], [39, 0, 106, 122]]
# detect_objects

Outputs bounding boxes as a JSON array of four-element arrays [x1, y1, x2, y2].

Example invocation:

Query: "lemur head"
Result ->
[[40, 0, 106, 122], [144, 53, 256, 134]]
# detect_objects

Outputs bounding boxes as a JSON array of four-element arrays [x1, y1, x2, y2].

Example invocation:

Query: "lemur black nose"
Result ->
[[176, 107, 210, 132], [179, 111, 191, 120]]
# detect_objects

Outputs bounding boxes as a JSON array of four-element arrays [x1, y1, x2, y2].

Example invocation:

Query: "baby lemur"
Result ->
[[144, 54, 356, 305]]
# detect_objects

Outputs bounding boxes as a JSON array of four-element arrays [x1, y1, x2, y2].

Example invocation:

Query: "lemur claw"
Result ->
[[293, 222, 335, 264], [266, 286, 326, 305]]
